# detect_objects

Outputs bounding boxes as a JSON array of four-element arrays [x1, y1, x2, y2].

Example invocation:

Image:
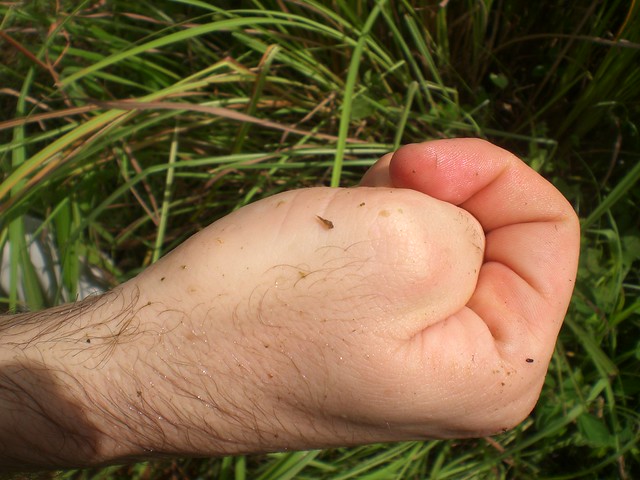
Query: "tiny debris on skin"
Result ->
[[316, 215, 334, 229]]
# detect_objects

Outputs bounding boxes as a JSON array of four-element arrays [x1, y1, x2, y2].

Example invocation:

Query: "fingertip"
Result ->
[[389, 139, 506, 205], [388, 142, 439, 194]]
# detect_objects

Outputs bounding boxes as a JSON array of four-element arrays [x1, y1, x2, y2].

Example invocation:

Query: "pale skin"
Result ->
[[0, 139, 580, 471]]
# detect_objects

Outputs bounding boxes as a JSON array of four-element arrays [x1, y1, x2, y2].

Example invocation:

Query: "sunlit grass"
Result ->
[[1, 0, 638, 478]]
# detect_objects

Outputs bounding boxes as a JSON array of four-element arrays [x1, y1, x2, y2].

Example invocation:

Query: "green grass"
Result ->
[[1, 0, 639, 478]]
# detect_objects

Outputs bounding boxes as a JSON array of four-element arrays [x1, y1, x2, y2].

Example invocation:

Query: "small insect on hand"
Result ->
[[316, 215, 334, 229]]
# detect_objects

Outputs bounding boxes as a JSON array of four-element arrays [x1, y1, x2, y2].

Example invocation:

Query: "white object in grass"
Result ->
[[0, 216, 109, 306]]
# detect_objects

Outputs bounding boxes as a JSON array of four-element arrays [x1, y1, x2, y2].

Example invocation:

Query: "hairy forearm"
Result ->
[[0, 290, 151, 471], [0, 354, 101, 470], [0, 279, 295, 472]]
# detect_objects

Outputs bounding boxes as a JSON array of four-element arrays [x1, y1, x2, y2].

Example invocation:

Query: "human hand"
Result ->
[[111, 138, 579, 458], [0, 139, 580, 470]]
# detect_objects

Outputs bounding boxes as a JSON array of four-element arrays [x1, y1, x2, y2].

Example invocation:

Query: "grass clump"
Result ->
[[1, 0, 639, 478]]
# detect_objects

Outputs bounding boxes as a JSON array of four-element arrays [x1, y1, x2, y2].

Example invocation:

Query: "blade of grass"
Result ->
[[59, 13, 373, 89], [7, 61, 46, 311], [232, 44, 281, 154], [0, 109, 128, 206], [331, 0, 387, 187], [52, 197, 79, 302], [234, 455, 246, 480], [84, 99, 348, 142], [392, 81, 418, 150], [379, 6, 429, 115], [403, 14, 448, 98], [3, 78, 318, 212], [582, 158, 640, 229], [152, 123, 179, 263], [501, 404, 585, 458], [255, 450, 321, 480], [331, 442, 417, 480]]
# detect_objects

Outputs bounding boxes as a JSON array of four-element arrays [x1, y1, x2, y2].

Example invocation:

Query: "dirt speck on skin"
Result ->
[[379, 209, 390, 217], [359, 202, 365, 207], [316, 215, 334, 229]]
